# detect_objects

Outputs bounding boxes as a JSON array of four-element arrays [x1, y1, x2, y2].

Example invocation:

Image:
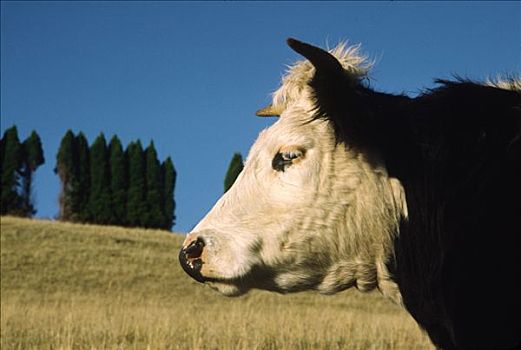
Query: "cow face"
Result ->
[[179, 39, 406, 302]]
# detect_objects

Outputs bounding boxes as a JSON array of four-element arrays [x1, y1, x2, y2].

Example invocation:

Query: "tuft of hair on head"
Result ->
[[271, 40, 373, 111]]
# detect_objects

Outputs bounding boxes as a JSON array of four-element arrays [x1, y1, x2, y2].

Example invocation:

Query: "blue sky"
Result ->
[[1, 1, 519, 232]]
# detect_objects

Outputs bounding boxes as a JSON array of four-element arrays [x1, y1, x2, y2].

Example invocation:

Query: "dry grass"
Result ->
[[0, 216, 434, 349]]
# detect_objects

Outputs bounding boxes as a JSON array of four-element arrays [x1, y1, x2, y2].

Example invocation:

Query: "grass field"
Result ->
[[0, 216, 434, 349]]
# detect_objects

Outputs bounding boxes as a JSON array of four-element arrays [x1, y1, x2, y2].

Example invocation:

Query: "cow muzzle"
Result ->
[[179, 237, 206, 283]]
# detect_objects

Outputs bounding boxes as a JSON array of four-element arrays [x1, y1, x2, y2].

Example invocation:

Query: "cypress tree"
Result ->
[[56, 130, 78, 220], [76, 133, 90, 222], [126, 141, 146, 227], [224, 152, 244, 193], [144, 141, 163, 228], [1, 126, 23, 215], [109, 135, 127, 225], [20, 131, 45, 216], [161, 157, 176, 230], [87, 133, 112, 224]]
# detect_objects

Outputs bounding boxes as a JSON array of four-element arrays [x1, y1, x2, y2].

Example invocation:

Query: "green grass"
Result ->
[[0, 216, 434, 349]]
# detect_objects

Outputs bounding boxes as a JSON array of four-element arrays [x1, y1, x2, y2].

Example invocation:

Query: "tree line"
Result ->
[[2, 124, 245, 231], [1, 126, 45, 217], [56, 131, 176, 230]]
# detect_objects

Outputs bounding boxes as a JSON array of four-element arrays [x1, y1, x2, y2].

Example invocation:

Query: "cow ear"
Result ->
[[287, 38, 368, 145]]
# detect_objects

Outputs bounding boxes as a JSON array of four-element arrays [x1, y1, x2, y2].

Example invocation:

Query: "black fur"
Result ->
[[290, 39, 521, 350], [392, 81, 521, 350]]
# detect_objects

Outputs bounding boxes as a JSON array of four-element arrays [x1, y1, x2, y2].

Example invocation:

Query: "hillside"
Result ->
[[0, 216, 434, 349]]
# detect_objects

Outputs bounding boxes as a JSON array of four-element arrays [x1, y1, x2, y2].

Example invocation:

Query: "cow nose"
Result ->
[[179, 237, 206, 283]]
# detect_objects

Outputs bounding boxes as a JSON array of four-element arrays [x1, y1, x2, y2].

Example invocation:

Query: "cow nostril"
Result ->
[[179, 237, 206, 283], [185, 238, 205, 260]]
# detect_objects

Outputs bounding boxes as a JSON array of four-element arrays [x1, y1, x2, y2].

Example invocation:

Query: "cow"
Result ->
[[179, 38, 521, 350]]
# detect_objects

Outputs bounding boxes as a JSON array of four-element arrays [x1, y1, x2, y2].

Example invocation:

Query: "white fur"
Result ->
[[183, 43, 405, 303]]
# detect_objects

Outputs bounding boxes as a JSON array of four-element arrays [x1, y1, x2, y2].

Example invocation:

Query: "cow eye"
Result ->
[[272, 149, 304, 172]]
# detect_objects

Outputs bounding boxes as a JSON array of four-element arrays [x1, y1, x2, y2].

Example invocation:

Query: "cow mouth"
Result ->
[[192, 264, 279, 297], [207, 265, 288, 297], [179, 245, 254, 295], [203, 269, 266, 296], [179, 241, 285, 297]]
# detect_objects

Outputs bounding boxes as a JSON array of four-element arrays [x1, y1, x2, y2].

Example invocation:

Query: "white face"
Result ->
[[181, 101, 404, 298], [180, 41, 406, 301]]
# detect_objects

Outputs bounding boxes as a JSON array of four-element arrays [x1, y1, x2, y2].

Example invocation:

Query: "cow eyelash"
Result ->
[[272, 149, 304, 172], [282, 150, 303, 161]]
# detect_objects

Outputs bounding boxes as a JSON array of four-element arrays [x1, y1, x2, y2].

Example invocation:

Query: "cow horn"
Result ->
[[287, 38, 343, 75], [255, 104, 283, 117]]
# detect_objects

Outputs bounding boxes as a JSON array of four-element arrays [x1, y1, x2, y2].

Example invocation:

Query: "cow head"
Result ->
[[179, 39, 407, 303]]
